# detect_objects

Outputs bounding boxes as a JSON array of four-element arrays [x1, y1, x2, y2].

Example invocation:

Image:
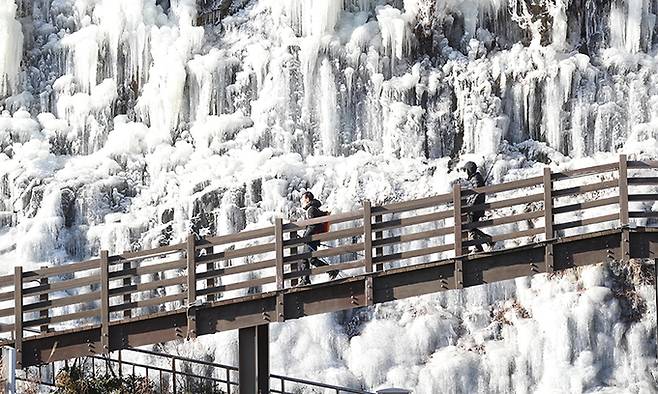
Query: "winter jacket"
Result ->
[[465, 171, 485, 208], [303, 199, 326, 238]]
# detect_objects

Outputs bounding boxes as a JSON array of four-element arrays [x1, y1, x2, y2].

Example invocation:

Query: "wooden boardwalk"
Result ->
[[2, 155, 658, 391]]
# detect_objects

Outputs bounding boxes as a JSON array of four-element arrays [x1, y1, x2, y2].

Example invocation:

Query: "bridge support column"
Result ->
[[239, 324, 269, 393]]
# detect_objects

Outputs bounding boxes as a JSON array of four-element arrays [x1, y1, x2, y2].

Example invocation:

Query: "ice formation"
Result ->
[[2, 0, 658, 391]]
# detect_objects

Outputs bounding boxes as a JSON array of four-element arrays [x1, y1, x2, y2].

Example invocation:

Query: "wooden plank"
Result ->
[[108, 276, 187, 298], [14, 266, 22, 369], [282, 227, 364, 248], [22, 259, 101, 281], [109, 258, 186, 280], [283, 243, 364, 265], [197, 242, 275, 265], [22, 309, 99, 328], [372, 244, 455, 265], [462, 210, 545, 231], [0, 274, 13, 287], [619, 154, 629, 227], [629, 211, 658, 218], [284, 260, 365, 280], [371, 193, 452, 215], [186, 234, 197, 338], [372, 226, 453, 248], [197, 276, 276, 297], [553, 213, 620, 232], [100, 250, 109, 354], [552, 179, 618, 198], [552, 162, 619, 180], [283, 211, 363, 233], [552, 196, 619, 215], [371, 210, 453, 232], [22, 275, 100, 297], [23, 291, 100, 313], [466, 176, 543, 196], [109, 293, 186, 314], [199, 227, 275, 249], [463, 192, 543, 213], [108, 243, 185, 264], [196, 259, 276, 281], [627, 177, 658, 185], [275, 218, 284, 291], [628, 160, 658, 169], [462, 227, 545, 247], [0, 306, 14, 318], [628, 194, 658, 202], [0, 291, 16, 303]]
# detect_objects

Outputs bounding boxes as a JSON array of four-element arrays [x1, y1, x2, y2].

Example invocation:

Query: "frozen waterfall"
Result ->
[[2, 0, 658, 391]]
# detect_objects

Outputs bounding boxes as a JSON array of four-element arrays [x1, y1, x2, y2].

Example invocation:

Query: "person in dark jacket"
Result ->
[[461, 162, 493, 252], [299, 192, 339, 285]]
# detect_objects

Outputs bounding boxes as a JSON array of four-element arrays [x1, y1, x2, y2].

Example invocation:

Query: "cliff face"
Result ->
[[1, 0, 658, 391]]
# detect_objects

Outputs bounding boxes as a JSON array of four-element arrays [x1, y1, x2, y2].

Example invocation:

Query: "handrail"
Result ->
[[4, 154, 658, 371]]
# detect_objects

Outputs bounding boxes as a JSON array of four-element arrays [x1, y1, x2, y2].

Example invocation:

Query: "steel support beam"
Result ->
[[239, 324, 269, 394]]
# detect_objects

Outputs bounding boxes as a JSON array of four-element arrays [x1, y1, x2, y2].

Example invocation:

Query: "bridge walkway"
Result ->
[[2, 155, 658, 392]]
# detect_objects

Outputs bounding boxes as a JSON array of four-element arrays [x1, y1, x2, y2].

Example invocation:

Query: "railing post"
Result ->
[[363, 201, 374, 306], [100, 250, 109, 354], [452, 184, 464, 289], [544, 167, 554, 274], [619, 154, 630, 262], [186, 234, 197, 339], [274, 219, 285, 323], [13, 266, 22, 369]]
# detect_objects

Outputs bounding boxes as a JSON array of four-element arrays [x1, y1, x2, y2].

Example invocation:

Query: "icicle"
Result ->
[[0, 0, 24, 97]]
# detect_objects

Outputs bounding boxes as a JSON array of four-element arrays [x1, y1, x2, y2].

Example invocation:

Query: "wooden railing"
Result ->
[[2, 155, 658, 366]]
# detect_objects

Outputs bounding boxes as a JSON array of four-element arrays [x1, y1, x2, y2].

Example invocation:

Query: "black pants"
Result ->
[[466, 211, 491, 251], [300, 241, 328, 284]]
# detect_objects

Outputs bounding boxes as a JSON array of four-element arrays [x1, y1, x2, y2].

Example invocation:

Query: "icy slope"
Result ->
[[1, 0, 658, 392]]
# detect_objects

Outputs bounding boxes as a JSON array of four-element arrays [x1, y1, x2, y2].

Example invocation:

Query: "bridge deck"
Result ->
[[2, 155, 658, 368]]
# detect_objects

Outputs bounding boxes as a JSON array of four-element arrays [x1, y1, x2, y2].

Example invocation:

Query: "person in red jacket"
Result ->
[[298, 192, 339, 285]]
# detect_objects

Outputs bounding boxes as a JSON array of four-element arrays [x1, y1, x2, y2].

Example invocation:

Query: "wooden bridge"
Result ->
[[2, 155, 658, 392]]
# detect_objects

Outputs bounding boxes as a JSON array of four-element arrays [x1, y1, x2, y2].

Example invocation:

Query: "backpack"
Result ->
[[318, 210, 330, 233]]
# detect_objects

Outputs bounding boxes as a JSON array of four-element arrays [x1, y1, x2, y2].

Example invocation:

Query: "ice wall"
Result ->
[[2, 0, 658, 392]]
